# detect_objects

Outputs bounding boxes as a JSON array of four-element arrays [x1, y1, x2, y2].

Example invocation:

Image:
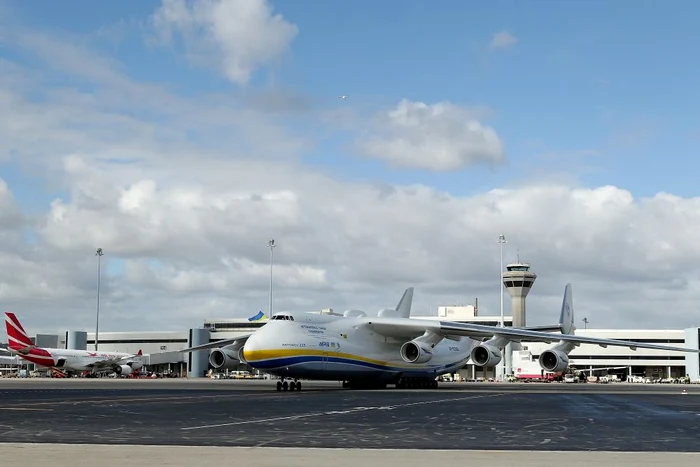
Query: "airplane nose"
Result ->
[[242, 332, 262, 363]]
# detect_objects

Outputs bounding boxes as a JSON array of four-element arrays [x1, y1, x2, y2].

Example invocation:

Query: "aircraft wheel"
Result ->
[[276, 381, 282, 391], [296, 381, 302, 391], [282, 381, 289, 391]]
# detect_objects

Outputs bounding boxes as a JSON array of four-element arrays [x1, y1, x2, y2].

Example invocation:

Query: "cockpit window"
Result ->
[[271, 314, 294, 321]]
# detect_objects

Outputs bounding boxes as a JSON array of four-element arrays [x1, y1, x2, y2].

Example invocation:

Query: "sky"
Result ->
[[1, 0, 700, 335]]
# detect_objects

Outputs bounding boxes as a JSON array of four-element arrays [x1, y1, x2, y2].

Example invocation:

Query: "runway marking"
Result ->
[[0, 391, 296, 408], [0, 407, 54, 411], [181, 392, 507, 431]]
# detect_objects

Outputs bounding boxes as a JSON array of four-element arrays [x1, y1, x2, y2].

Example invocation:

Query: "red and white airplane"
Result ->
[[4, 312, 145, 377]]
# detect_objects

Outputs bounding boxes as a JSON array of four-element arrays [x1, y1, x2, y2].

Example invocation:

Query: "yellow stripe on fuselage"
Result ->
[[242, 348, 437, 370]]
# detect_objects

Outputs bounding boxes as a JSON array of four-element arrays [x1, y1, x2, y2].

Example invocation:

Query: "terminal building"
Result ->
[[2, 261, 699, 382]]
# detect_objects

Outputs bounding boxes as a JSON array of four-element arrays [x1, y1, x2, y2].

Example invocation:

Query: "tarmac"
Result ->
[[0, 378, 699, 466]]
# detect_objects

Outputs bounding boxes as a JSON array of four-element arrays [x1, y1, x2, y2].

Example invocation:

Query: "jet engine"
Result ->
[[538, 349, 570, 373], [470, 344, 502, 367], [129, 361, 143, 371], [209, 347, 245, 370], [115, 364, 132, 377], [399, 340, 433, 364]]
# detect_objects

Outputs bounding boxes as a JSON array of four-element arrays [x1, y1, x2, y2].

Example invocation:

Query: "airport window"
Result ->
[[206, 323, 265, 330], [86, 339, 187, 344], [565, 355, 685, 361], [620, 339, 685, 344]]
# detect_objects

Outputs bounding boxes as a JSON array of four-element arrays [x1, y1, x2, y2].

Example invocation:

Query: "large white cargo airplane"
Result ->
[[183, 284, 700, 390], [4, 312, 145, 376]]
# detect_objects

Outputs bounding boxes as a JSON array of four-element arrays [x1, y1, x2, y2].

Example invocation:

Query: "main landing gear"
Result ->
[[276, 378, 302, 391], [341, 380, 388, 390], [394, 377, 438, 389]]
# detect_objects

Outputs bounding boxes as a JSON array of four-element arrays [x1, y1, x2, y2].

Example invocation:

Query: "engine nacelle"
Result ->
[[538, 349, 570, 373], [129, 361, 143, 371], [470, 344, 503, 367], [209, 348, 242, 370], [400, 340, 434, 364], [378, 308, 401, 318], [237, 346, 247, 365], [343, 309, 367, 318], [115, 364, 132, 377]]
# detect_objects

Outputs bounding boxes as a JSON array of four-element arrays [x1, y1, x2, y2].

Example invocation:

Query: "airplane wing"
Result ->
[[362, 317, 700, 353], [180, 333, 253, 353]]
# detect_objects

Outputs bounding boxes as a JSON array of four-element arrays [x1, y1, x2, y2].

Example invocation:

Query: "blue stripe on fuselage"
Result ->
[[249, 354, 468, 374]]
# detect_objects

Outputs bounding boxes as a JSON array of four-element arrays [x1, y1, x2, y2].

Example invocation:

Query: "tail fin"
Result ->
[[137, 349, 143, 356], [395, 287, 414, 318], [558, 283, 575, 335], [5, 312, 34, 351]]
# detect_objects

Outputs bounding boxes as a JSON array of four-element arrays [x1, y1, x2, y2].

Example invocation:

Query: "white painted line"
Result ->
[[181, 393, 506, 431]]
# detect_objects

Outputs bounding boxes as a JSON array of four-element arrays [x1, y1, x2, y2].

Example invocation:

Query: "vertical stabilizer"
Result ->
[[4, 312, 34, 350], [395, 287, 414, 318], [558, 284, 575, 335]]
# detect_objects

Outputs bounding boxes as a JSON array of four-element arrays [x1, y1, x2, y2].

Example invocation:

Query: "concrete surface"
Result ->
[[1, 444, 699, 467]]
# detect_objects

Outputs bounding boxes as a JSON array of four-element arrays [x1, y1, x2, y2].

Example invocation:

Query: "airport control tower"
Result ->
[[502, 260, 537, 328], [502, 260, 537, 378]]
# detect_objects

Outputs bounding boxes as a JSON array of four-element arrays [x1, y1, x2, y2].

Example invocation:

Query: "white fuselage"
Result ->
[[15, 347, 144, 373], [241, 314, 476, 383]]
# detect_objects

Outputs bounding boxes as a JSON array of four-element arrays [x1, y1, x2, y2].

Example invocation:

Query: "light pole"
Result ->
[[497, 234, 507, 381], [268, 239, 275, 318], [498, 234, 507, 328], [583, 317, 589, 329], [95, 248, 104, 351]]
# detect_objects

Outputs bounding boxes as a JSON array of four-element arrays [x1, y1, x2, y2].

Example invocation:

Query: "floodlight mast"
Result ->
[[497, 234, 507, 381], [268, 239, 276, 318], [95, 247, 104, 351]]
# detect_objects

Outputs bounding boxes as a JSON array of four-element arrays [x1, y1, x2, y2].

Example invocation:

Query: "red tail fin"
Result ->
[[137, 349, 142, 356], [5, 312, 34, 351]]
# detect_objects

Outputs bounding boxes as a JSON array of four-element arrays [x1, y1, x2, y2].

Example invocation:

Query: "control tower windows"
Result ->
[[504, 280, 533, 288]]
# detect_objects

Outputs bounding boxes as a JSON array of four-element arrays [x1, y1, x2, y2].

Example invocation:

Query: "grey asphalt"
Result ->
[[0, 379, 698, 452]]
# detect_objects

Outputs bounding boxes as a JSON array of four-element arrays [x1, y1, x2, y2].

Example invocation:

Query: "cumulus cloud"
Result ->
[[150, 0, 299, 85], [490, 30, 517, 49], [0, 179, 24, 230], [357, 99, 506, 171], [2, 14, 700, 337]]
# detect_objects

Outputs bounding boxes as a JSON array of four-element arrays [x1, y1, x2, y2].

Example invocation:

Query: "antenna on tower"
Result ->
[[517, 249, 520, 263]]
